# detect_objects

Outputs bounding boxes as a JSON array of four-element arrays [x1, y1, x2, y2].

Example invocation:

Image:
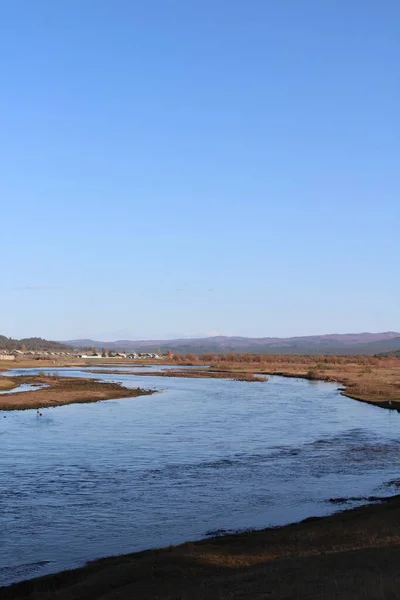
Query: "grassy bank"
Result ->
[[0, 378, 17, 392], [86, 354, 400, 408], [3, 495, 400, 599], [1, 354, 399, 407], [86, 368, 268, 382], [0, 375, 154, 410], [4, 353, 399, 407], [164, 354, 400, 409]]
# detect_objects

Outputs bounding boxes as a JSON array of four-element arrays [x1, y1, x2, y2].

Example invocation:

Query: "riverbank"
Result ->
[[84, 356, 400, 409], [166, 355, 400, 410], [3, 494, 400, 599], [0, 376, 154, 410], [1, 354, 399, 408], [86, 368, 268, 382]]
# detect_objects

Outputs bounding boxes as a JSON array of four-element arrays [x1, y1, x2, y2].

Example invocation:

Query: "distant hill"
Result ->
[[0, 335, 70, 351], [65, 332, 400, 356]]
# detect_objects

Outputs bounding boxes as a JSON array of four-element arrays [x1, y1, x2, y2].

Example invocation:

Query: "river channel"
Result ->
[[1, 367, 399, 586]]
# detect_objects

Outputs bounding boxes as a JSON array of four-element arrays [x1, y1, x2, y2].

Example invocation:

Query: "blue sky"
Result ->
[[1, 1, 399, 341]]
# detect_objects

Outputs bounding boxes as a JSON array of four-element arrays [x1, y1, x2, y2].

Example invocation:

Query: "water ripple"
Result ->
[[1, 370, 399, 587]]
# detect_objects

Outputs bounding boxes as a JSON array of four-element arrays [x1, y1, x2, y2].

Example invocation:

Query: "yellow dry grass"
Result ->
[[0, 378, 17, 391]]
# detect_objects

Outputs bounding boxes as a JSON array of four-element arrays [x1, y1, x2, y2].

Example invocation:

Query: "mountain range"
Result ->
[[65, 332, 400, 356]]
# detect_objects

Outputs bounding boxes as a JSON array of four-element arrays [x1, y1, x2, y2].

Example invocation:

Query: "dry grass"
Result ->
[[0, 378, 17, 391], [47, 353, 400, 408], [4, 496, 400, 599], [89, 368, 268, 383], [0, 376, 154, 410], [1, 354, 399, 408], [0, 353, 400, 408], [168, 354, 400, 409]]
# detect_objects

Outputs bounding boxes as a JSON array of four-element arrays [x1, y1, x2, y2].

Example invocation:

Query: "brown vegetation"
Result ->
[[4, 495, 400, 599], [2, 353, 399, 408], [167, 353, 400, 408], [0, 376, 154, 410], [85, 368, 268, 382], [75, 353, 400, 406], [0, 378, 17, 391]]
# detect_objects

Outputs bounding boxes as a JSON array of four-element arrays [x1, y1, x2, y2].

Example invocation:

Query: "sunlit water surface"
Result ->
[[1, 367, 399, 586]]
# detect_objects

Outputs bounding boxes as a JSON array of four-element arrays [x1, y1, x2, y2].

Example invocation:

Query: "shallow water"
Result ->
[[1, 369, 399, 586], [0, 382, 49, 396]]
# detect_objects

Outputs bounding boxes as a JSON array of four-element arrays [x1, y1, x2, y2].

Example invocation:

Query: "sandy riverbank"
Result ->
[[3, 494, 400, 599], [0, 376, 154, 410]]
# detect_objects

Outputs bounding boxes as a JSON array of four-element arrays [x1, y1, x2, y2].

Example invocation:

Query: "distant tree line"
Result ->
[[0, 335, 70, 351]]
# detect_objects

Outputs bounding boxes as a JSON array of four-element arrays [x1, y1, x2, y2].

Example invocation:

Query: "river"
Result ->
[[1, 367, 399, 586]]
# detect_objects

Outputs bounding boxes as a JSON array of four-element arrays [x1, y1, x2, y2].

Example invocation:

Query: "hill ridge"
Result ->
[[64, 332, 400, 356], [0, 335, 69, 351]]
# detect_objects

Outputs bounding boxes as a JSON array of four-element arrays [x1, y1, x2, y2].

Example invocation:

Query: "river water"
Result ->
[[1, 367, 399, 586]]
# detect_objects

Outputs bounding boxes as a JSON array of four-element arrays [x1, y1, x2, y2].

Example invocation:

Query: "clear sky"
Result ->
[[1, 1, 399, 341]]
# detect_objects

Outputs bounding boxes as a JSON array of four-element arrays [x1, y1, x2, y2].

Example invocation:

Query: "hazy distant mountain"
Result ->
[[65, 332, 400, 355]]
